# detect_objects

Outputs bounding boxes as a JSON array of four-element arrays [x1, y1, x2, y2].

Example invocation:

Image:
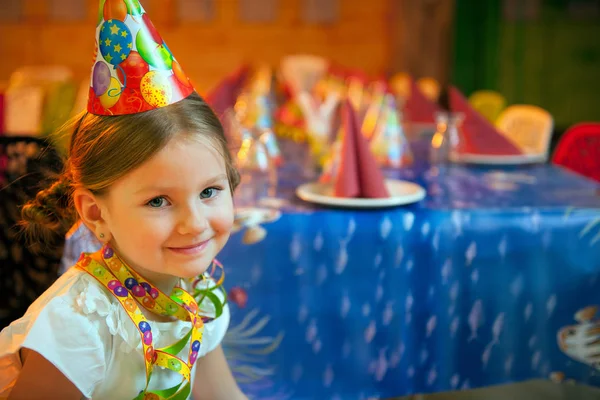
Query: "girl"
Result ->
[[0, 2, 247, 399]]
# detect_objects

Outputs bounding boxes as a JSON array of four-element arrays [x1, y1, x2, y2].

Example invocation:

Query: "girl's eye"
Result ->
[[200, 187, 220, 199], [147, 197, 168, 208]]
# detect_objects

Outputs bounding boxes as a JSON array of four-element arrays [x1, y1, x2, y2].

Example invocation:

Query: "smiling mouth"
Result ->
[[167, 239, 211, 255]]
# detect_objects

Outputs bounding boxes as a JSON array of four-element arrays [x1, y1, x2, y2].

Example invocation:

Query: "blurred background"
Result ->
[[1, 0, 598, 145], [1, 2, 600, 399]]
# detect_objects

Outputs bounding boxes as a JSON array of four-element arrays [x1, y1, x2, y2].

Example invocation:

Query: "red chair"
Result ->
[[552, 123, 600, 182]]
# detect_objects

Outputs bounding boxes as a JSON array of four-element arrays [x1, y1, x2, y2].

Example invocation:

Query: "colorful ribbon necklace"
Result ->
[[76, 244, 226, 400]]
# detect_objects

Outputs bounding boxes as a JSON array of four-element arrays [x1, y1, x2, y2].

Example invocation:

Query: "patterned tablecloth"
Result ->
[[61, 139, 600, 400], [218, 139, 600, 399]]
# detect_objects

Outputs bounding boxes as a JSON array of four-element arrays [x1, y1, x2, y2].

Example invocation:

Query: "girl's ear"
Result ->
[[72, 188, 112, 243]]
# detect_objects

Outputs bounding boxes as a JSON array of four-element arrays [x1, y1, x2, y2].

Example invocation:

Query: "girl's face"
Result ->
[[98, 136, 234, 284]]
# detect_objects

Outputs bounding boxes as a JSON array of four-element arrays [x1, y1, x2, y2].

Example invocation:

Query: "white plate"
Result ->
[[296, 179, 426, 209], [450, 152, 547, 165]]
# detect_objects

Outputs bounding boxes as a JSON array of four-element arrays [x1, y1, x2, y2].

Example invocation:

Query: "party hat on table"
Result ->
[[88, 0, 194, 115], [370, 94, 413, 168], [333, 100, 389, 198], [403, 78, 442, 124], [254, 95, 283, 166], [361, 87, 385, 141], [205, 64, 251, 118], [448, 86, 522, 155]]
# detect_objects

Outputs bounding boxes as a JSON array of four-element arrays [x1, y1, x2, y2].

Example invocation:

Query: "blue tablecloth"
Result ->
[[218, 139, 600, 399]]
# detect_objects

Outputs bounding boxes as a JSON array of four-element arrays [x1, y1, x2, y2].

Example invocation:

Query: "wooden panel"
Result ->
[[177, 0, 215, 22], [0, 1, 24, 22], [302, 0, 338, 23], [48, 0, 87, 21], [0, 0, 392, 92], [390, 0, 455, 85], [239, 0, 278, 22]]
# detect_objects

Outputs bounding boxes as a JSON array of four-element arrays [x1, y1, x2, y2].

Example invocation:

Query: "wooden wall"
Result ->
[[0, 0, 395, 93], [390, 0, 456, 87], [0, 0, 458, 92]]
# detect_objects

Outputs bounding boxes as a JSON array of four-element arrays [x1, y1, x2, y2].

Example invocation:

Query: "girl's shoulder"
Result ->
[[0, 267, 113, 398], [19, 266, 118, 325], [0, 266, 118, 354]]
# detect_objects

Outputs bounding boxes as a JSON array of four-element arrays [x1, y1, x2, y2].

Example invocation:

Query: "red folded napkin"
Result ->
[[205, 64, 250, 118], [334, 100, 389, 198], [448, 86, 522, 155], [403, 79, 441, 124]]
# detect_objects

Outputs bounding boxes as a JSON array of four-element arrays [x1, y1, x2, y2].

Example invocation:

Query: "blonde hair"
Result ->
[[21, 92, 239, 245]]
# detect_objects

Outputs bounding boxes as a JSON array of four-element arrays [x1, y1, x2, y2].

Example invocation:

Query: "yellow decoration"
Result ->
[[140, 71, 172, 108], [99, 76, 122, 109]]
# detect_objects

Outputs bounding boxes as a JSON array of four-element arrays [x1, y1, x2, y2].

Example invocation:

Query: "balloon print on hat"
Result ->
[[141, 71, 172, 108], [88, 0, 194, 116], [103, 0, 128, 21], [99, 19, 132, 66], [92, 61, 111, 97], [136, 14, 174, 70]]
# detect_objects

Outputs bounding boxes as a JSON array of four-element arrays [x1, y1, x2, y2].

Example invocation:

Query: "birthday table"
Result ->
[[219, 138, 600, 400]]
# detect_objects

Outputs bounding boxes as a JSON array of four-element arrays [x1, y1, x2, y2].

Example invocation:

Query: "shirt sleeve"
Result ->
[[198, 305, 230, 357], [21, 296, 109, 398]]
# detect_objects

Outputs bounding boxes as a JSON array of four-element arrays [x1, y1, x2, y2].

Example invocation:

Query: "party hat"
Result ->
[[361, 89, 385, 141], [319, 135, 342, 184], [255, 95, 283, 166], [370, 94, 413, 167], [88, 0, 194, 116]]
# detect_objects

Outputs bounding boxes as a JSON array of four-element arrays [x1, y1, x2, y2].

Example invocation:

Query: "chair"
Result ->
[[468, 90, 506, 123], [0, 136, 65, 329], [4, 65, 76, 137], [496, 105, 554, 157], [552, 123, 600, 182], [9, 65, 73, 88]]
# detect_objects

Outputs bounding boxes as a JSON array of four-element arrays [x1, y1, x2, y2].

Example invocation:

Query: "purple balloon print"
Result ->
[[189, 351, 198, 365], [132, 285, 146, 297], [92, 61, 111, 96], [103, 246, 114, 258], [143, 330, 153, 345], [107, 280, 119, 290], [114, 286, 128, 297], [191, 340, 200, 352], [125, 277, 138, 289], [141, 282, 152, 293]]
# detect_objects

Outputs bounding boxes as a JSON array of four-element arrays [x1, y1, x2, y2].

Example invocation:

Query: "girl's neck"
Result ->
[[130, 264, 180, 295]]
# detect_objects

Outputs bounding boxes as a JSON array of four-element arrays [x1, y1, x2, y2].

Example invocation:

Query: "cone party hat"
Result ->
[[88, 0, 194, 116]]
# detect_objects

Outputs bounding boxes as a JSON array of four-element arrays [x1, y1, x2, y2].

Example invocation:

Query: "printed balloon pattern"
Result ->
[[99, 20, 132, 65], [88, 0, 194, 115], [99, 77, 122, 109], [117, 51, 149, 88], [124, 0, 143, 16], [103, 0, 128, 22], [141, 71, 172, 108], [92, 61, 111, 96]]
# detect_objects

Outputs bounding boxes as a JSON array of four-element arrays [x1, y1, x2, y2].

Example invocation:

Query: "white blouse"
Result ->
[[0, 267, 229, 399]]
